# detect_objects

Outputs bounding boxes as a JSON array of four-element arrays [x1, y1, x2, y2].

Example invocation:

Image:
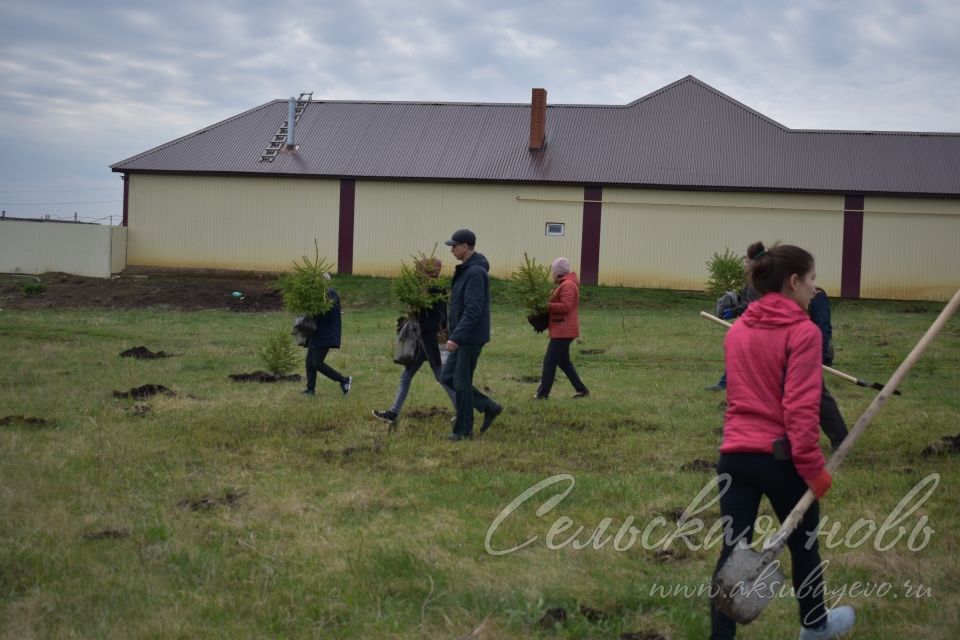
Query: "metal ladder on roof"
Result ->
[[260, 92, 313, 162]]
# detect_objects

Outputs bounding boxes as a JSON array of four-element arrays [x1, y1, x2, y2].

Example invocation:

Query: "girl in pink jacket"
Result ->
[[710, 242, 855, 640], [534, 257, 590, 399]]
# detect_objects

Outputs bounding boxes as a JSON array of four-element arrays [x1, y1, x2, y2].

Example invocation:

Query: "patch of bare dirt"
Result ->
[[120, 346, 173, 359], [177, 491, 247, 511], [620, 632, 667, 640], [83, 528, 131, 540], [228, 371, 301, 383], [0, 415, 53, 427], [405, 406, 450, 419], [0, 268, 284, 311], [538, 607, 567, 628], [681, 459, 715, 473], [112, 384, 175, 399], [580, 348, 606, 355], [511, 375, 540, 384], [922, 433, 960, 456]]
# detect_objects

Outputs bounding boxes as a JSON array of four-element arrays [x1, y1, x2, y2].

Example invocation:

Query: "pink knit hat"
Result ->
[[550, 257, 571, 277]]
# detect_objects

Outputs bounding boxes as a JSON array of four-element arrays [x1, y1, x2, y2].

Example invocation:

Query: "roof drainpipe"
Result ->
[[529, 88, 547, 151], [286, 97, 296, 148]]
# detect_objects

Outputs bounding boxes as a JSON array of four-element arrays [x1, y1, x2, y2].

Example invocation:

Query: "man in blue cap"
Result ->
[[441, 229, 503, 441]]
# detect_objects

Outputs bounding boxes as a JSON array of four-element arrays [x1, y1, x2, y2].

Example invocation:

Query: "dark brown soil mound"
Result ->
[[922, 433, 960, 456], [0, 415, 53, 427], [681, 459, 716, 473], [405, 406, 450, 419], [120, 346, 172, 359], [112, 384, 175, 399], [228, 371, 301, 383], [0, 268, 284, 311]]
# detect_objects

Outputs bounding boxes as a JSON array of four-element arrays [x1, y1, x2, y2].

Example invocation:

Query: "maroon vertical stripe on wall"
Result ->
[[338, 179, 355, 275], [580, 186, 602, 286], [841, 195, 864, 299], [122, 174, 129, 227]]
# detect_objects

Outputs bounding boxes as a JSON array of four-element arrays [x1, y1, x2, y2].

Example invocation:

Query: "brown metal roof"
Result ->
[[111, 76, 960, 196]]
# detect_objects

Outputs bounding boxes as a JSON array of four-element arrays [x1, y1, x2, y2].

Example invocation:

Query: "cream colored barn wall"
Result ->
[[598, 189, 845, 292], [110, 226, 127, 274], [127, 175, 340, 271], [353, 182, 584, 279], [0, 219, 118, 278], [861, 197, 960, 301]]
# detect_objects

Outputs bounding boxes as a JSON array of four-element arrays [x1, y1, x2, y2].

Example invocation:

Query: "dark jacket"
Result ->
[[732, 284, 761, 317], [447, 252, 490, 346], [417, 286, 448, 337], [307, 289, 342, 349], [808, 288, 834, 365]]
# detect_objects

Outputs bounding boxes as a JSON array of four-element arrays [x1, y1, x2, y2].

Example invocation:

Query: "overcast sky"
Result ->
[[1, 0, 957, 223]]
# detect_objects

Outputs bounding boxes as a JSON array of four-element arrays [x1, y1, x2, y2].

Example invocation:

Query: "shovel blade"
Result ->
[[711, 545, 788, 624]]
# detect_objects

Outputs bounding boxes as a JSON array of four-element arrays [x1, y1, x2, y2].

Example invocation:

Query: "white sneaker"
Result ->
[[799, 606, 855, 640]]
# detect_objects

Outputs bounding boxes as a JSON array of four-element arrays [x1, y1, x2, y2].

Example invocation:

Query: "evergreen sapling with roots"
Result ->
[[510, 252, 553, 332]]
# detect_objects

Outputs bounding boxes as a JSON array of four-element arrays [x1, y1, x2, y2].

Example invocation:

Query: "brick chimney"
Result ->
[[529, 88, 547, 151]]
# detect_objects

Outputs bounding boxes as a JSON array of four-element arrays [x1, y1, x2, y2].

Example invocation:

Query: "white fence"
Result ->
[[0, 218, 126, 278]]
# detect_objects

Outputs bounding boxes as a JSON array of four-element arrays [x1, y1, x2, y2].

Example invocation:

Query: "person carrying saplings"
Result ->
[[303, 287, 352, 397], [710, 241, 855, 640], [372, 258, 457, 426], [534, 257, 590, 399]]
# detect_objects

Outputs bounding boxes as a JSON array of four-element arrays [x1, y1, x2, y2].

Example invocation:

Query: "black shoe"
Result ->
[[372, 409, 397, 425], [533, 394, 548, 400], [572, 391, 590, 399], [480, 403, 503, 434], [302, 388, 315, 396], [340, 376, 352, 395], [447, 432, 471, 442]]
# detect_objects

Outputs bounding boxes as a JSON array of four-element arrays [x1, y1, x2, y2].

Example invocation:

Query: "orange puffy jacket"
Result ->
[[547, 272, 580, 339]]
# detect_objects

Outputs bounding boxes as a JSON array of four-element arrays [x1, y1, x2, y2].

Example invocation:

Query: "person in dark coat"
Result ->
[[809, 287, 848, 450], [372, 258, 456, 425], [440, 229, 502, 441], [303, 287, 351, 396]]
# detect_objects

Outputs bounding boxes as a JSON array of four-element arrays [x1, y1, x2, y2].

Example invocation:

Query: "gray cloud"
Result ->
[[1, 0, 958, 220]]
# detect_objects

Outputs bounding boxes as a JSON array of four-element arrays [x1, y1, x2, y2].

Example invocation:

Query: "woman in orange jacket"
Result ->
[[535, 257, 590, 399]]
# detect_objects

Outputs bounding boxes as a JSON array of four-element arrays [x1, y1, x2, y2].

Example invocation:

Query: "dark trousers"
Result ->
[[390, 336, 457, 414], [819, 382, 848, 448], [305, 347, 347, 391], [537, 338, 588, 398], [710, 453, 827, 639], [440, 343, 495, 436]]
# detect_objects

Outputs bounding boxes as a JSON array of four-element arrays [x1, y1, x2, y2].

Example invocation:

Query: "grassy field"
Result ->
[[1, 277, 958, 639]]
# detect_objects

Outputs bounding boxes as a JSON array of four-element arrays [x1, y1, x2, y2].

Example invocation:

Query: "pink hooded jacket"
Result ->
[[720, 292, 826, 483]]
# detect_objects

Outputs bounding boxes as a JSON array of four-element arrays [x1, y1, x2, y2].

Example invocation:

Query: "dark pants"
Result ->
[[440, 343, 496, 436], [390, 335, 457, 414], [536, 338, 589, 398], [710, 453, 827, 639], [819, 382, 848, 448], [305, 347, 347, 391]]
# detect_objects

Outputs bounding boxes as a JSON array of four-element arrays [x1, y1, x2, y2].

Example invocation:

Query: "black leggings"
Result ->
[[536, 338, 588, 398], [710, 453, 827, 639], [305, 347, 347, 391]]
